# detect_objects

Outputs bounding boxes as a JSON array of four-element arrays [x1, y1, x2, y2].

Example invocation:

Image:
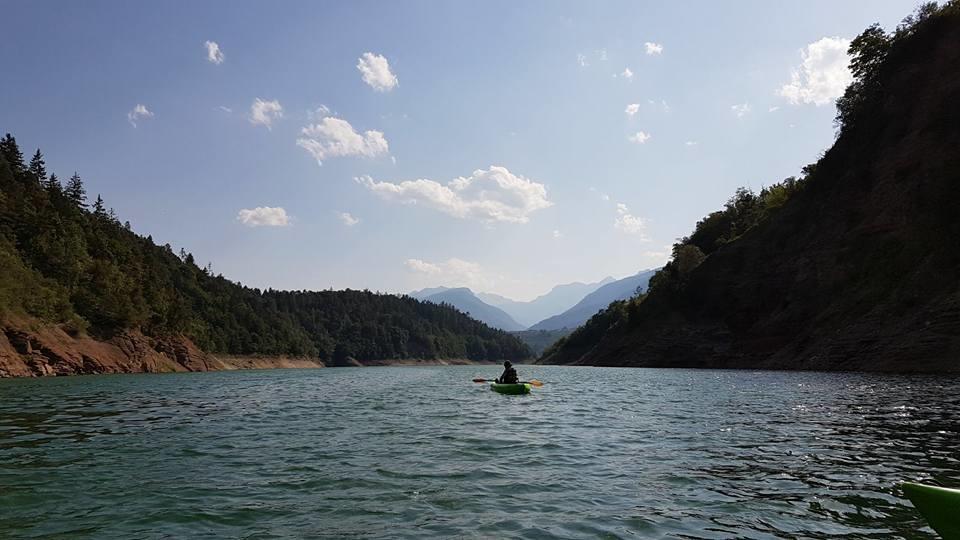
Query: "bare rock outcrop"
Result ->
[[0, 317, 324, 377]]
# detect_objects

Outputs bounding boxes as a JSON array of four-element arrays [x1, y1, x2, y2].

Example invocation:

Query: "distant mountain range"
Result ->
[[409, 272, 656, 333], [409, 287, 525, 331], [477, 277, 614, 327], [529, 269, 658, 331]]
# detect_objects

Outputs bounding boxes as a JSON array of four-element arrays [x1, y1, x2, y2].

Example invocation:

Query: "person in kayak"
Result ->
[[496, 360, 519, 384]]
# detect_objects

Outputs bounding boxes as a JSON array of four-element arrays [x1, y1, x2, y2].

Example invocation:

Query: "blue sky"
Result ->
[[2, 0, 921, 300]]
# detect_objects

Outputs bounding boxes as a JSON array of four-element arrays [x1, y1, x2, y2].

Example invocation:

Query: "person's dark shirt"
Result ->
[[497, 366, 519, 384]]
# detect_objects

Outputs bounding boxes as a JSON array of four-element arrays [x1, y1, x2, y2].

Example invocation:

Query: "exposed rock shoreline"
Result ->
[[0, 318, 498, 378]]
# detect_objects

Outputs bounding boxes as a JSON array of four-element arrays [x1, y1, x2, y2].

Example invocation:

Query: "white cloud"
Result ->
[[644, 42, 663, 55], [204, 40, 224, 65], [778, 36, 852, 106], [731, 102, 751, 118], [552, 230, 563, 239], [296, 109, 389, 165], [405, 257, 495, 291], [249, 98, 283, 129], [628, 131, 651, 144], [337, 211, 360, 226], [357, 166, 551, 224], [598, 49, 608, 61], [405, 258, 442, 274], [237, 206, 290, 227], [625, 103, 640, 116], [621, 67, 634, 80], [577, 53, 588, 67], [357, 52, 398, 92], [217, 105, 232, 114], [615, 203, 649, 239], [685, 140, 698, 146], [127, 104, 154, 127], [768, 105, 780, 113], [308, 104, 332, 119]]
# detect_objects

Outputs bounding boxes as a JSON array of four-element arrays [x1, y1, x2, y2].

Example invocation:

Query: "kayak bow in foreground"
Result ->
[[902, 482, 960, 539]]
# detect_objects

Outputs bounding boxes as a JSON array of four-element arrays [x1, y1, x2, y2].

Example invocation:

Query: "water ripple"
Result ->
[[1, 367, 959, 538]]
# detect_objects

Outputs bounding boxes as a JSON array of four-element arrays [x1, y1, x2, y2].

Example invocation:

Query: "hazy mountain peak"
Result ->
[[413, 287, 523, 331]]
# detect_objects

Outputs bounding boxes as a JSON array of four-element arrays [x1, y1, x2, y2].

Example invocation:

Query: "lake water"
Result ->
[[1, 366, 959, 539]]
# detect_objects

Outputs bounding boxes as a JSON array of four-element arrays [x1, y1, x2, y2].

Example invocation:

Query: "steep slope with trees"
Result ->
[[0, 143, 530, 376], [542, 3, 960, 371]]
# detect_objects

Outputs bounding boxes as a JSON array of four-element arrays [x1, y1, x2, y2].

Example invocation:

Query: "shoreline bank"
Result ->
[[0, 318, 511, 378]]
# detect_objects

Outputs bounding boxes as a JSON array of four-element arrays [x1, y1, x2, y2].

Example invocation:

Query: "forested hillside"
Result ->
[[0, 140, 530, 375], [542, 2, 960, 371]]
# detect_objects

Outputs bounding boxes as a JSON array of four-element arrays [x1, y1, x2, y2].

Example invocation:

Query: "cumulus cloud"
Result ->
[[625, 103, 640, 116], [577, 53, 588, 67], [778, 37, 852, 106], [237, 206, 290, 227], [553, 230, 563, 239], [357, 166, 551, 224], [644, 42, 663, 55], [620, 67, 634, 80], [405, 258, 442, 274], [628, 131, 651, 144], [249, 98, 283, 129], [685, 140, 698, 146], [308, 104, 332, 119], [217, 105, 232, 114], [204, 40, 224, 64], [615, 203, 648, 239], [405, 257, 495, 291], [296, 109, 389, 165], [127, 104, 154, 127], [357, 52, 398, 92], [731, 102, 751, 118], [768, 105, 781, 113], [337, 211, 360, 226]]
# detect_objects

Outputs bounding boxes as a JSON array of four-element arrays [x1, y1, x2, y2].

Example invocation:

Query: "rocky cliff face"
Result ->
[[542, 11, 960, 372], [0, 318, 323, 377]]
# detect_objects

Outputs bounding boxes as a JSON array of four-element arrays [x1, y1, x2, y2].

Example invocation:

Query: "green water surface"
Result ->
[[1, 366, 958, 538]]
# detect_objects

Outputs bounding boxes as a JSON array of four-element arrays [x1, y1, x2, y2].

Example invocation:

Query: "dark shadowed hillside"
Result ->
[[542, 4, 960, 371]]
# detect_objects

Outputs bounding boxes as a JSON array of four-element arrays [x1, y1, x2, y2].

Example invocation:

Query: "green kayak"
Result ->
[[902, 482, 960, 538], [490, 383, 531, 395]]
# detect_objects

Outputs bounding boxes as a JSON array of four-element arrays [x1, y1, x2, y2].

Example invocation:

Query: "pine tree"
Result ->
[[93, 194, 106, 217], [45, 172, 62, 194], [65, 173, 87, 207], [0, 134, 26, 178], [28, 149, 47, 184]]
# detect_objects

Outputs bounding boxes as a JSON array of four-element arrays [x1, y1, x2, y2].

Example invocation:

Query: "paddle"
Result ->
[[472, 378, 543, 387]]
